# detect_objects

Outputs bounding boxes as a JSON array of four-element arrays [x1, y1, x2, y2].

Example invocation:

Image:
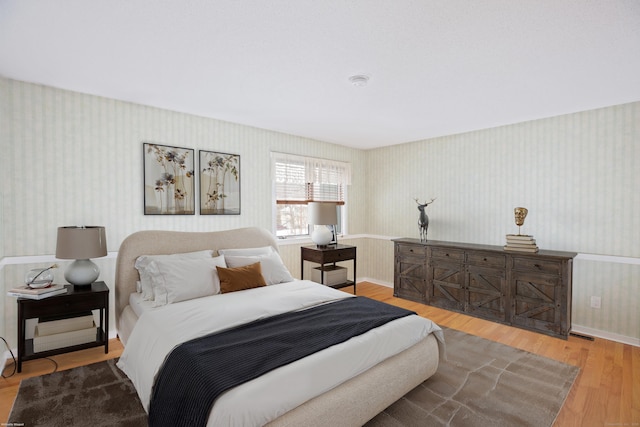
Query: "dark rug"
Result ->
[[9, 328, 578, 427]]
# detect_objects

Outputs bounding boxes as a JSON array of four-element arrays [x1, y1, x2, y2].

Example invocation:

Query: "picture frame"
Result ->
[[143, 143, 195, 215], [199, 150, 241, 215]]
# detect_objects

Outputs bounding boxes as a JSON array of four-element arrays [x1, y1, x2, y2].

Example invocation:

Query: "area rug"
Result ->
[[9, 327, 578, 427], [365, 328, 579, 427]]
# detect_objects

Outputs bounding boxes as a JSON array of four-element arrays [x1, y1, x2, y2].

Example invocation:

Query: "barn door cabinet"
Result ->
[[393, 238, 576, 339]]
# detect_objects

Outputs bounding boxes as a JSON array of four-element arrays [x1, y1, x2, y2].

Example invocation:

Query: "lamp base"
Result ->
[[65, 259, 100, 286], [311, 226, 333, 247]]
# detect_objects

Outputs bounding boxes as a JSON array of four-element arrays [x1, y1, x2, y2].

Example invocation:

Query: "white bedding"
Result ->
[[128, 292, 154, 317], [117, 280, 443, 427]]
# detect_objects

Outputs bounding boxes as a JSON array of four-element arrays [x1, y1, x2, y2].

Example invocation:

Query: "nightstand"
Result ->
[[16, 281, 109, 373], [301, 244, 357, 293]]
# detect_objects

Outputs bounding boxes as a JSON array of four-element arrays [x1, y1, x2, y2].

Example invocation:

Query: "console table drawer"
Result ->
[[431, 247, 464, 262], [396, 243, 427, 257], [512, 257, 562, 275], [466, 252, 506, 268]]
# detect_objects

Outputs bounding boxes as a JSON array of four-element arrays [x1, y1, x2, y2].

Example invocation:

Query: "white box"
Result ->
[[37, 314, 95, 336], [311, 265, 347, 286], [33, 322, 97, 353]]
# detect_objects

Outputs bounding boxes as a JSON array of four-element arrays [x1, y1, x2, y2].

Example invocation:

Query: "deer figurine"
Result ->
[[415, 198, 436, 242]]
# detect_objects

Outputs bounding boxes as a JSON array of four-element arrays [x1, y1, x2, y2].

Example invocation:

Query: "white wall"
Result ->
[[366, 102, 640, 344], [1, 77, 638, 348], [0, 78, 367, 347]]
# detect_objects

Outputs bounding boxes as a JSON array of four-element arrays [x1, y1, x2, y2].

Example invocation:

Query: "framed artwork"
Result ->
[[143, 143, 195, 215], [199, 150, 240, 215]]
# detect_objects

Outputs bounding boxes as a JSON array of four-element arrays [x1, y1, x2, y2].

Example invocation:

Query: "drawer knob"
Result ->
[[483, 258, 488, 261]]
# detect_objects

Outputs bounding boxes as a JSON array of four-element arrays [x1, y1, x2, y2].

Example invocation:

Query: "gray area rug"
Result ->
[[9, 327, 578, 427], [366, 328, 579, 426]]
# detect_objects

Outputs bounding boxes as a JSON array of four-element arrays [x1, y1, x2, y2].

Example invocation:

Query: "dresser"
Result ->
[[393, 239, 576, 339]]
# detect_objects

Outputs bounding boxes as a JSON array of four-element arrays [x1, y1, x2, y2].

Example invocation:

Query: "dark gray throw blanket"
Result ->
[[148, 296, 416, 427]]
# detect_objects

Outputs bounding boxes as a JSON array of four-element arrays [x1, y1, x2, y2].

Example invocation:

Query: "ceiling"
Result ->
[[1, 1, 639, 150]]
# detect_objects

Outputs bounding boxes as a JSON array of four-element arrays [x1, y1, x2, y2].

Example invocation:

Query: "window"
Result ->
[[271, 152, 351, 238]]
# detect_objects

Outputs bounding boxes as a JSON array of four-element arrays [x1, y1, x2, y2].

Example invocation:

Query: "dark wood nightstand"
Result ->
[[16, 281, 109, 372], [301, 244, 357, 293]]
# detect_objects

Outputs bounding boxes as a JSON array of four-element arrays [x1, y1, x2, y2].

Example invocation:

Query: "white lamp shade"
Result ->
[[308, 202, 337, 225]]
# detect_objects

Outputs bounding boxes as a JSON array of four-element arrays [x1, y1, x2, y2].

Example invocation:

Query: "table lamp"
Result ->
[[308, 202, 337, 247], [56, 226, 107, 286]]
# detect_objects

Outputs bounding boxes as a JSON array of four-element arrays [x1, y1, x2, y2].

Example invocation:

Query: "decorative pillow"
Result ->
[[216, 262, 267, 293], [224, 251, 294, 285], [145, 255, 227, 306], [217, 246, 274, 256], [134, 250, 213, 301]]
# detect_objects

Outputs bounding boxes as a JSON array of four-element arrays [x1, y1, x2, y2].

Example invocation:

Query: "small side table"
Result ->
[[16, 281, 109, 373], [301, 244, 357, 293]]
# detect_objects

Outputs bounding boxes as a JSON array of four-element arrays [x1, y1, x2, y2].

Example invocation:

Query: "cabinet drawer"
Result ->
[[430, 247, 464, 262], [512, 257, 562, 275], [396, 243, 426, 257], [321, 247, 356, 263], [467, 252, 506, 268]]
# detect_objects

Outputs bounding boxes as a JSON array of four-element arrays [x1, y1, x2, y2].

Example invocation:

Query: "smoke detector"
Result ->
[[348, 74, 370, 87]]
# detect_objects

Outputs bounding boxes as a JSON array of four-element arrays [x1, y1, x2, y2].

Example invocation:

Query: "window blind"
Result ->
[[271, 152, 351, 205]]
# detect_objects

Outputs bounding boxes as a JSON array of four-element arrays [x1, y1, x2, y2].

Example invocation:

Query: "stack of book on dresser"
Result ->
[[33, 312, 97, 353], [504, 234, 539, 253]]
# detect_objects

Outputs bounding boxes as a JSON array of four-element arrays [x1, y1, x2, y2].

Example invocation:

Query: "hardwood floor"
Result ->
[[1, 282, 638, 425]]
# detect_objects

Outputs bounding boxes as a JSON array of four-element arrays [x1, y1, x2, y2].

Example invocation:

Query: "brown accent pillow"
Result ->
[[216, 262, 267, 293]]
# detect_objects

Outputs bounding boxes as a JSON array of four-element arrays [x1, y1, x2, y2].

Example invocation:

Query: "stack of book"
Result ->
[[7, 284, 67, 300], [504, 234, 539, 253], [33, 312, 97, 353]]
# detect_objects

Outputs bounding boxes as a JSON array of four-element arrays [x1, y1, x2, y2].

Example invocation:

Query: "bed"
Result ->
[[114, 227, 444, 426]]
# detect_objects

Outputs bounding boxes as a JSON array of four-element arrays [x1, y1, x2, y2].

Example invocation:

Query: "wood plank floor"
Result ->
[[1, 282, 638, 425]]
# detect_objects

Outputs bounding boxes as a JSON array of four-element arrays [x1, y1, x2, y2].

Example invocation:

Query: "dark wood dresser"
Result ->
[[393, 238, 576, 339]]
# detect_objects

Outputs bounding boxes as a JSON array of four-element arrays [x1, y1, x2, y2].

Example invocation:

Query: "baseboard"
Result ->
[[571, 324, 640, 347], [2, 348, 16, 373], [358, 277, 393, 288]]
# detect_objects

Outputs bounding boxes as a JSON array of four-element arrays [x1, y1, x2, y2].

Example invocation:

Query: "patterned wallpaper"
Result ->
[[1, 77, 638, 347], [0, 78, 367, 346], [365, 102, 639, 343]]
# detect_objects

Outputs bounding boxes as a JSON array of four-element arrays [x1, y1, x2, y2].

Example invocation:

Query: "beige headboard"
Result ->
[[114, 227, 279, 324]]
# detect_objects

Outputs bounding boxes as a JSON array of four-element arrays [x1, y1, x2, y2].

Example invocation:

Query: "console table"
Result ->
[[393, 239, 576, 339]]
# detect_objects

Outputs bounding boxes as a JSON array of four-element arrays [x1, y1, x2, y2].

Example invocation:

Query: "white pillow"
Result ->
[[146, 255, 227, 307], [134, 250, 214, 301], [217, 246, 274, 256], [224, 251, 294, 285]]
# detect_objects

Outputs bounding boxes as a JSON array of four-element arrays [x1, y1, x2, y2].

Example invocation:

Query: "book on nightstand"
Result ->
[[7, 284, 67, 300], [37, 313, 95, 336], [33, 323, 97, 353], [33, 312, 97, 353]]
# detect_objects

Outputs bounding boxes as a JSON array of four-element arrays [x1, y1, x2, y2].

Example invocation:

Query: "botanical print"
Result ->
[[199, 150, 240, 215], [143, 143, 195, 215]]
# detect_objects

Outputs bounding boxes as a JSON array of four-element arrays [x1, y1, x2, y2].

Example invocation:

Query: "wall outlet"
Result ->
[[590, 296, 602, 309]]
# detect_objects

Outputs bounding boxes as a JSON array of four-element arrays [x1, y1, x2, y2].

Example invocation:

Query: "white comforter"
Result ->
[[117, 280, 442, 427]]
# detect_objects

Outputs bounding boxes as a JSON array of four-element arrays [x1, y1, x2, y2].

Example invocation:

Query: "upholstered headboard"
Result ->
[[114, 227, 279, 324]]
